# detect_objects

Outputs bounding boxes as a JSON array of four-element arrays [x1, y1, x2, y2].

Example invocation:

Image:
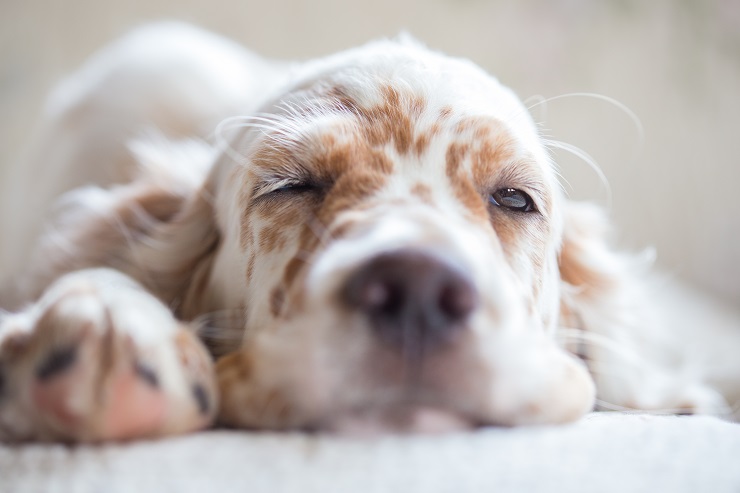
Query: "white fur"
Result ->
[[0, 23, 737, 441]]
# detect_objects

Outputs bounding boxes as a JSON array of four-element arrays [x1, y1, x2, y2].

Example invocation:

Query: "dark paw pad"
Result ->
[[36, 346, 77, 380], [134, 361, 159, 388], [192, 383, 210, 415]]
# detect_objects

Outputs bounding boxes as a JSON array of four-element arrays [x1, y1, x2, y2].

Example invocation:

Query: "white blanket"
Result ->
[[2, 413, 739, 493]]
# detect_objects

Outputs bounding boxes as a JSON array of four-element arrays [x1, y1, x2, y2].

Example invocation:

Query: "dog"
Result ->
[[0, 22, 735, 442]]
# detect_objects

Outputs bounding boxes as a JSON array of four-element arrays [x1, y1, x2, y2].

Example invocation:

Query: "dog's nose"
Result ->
[[342, 250, 478, 348]]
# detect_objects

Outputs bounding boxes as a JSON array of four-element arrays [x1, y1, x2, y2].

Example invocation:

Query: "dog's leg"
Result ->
[[0, 268, 216, 442]]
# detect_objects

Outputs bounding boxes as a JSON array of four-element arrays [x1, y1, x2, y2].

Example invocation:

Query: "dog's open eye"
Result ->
[[489, 188, 536, 213]]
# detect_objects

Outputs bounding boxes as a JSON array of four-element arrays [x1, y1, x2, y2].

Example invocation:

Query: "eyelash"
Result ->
[[270, 182, 319, 194], [252, 178, 326, 205]]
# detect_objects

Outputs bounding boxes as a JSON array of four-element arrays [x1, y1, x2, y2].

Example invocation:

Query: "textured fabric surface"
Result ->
[[1, 413, 739, 493]]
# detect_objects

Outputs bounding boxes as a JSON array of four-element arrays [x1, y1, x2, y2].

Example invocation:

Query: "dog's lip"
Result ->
[[323, 404, 476, 436]]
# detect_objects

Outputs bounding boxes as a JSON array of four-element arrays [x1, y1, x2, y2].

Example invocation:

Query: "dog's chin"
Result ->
[[324, 405, 475, 437]]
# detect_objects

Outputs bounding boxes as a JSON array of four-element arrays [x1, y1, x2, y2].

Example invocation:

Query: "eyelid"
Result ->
[[253, 177, 307, 198], [493, 162, 548, 212]]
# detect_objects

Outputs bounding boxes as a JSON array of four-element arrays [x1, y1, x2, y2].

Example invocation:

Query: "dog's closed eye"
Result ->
[[252, 177, 328, 205], [270, 182, 323, 195]]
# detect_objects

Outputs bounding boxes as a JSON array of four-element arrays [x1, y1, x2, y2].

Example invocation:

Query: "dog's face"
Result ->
[[209, 41, 595, 432]]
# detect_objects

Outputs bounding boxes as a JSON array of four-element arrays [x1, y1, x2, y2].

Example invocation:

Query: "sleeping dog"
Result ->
[[0, 22, 734, 441]]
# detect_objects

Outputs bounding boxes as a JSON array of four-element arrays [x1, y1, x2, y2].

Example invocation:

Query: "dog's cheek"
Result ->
[[215, 350, 299, 429]]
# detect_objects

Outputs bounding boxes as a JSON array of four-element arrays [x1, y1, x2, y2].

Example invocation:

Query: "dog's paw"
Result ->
[[0, 269, 217, 442]]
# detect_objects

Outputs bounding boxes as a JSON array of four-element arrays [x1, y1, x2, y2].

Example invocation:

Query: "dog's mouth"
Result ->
[[316, 385, 482, 435], [324, 404, 476, 436]]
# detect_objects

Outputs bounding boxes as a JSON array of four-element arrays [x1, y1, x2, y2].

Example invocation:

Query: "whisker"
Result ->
[[526, 92, 644, 144], [593, 398, 735, 418], [518, 92, 644, 207], [213, 116, 259, 167], [214, 112, 314, 172], [194, 309, 246, 357], [523, 94, 548, 126], [556, 327, 643, 364], [543, 138, 613, 209], [105, 204, 163, 291], [40, 223, 79, 259]]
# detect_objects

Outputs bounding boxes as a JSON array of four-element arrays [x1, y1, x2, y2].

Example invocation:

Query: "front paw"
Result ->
[[0, 270, 217, 442]]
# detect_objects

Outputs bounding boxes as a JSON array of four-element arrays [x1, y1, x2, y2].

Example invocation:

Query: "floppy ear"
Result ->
[[15, 138, 220, 317], [105, 138, 221, 318], [130, 187, 220, 318], [557, 200, 650, 355], [556, 201, 736, 415]]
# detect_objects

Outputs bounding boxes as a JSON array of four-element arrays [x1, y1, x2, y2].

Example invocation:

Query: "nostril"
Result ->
[[342, 249, 478, 348], [360, 281, 397, 314], [353, 279, 411, 328], [438, 279, 477, 322]]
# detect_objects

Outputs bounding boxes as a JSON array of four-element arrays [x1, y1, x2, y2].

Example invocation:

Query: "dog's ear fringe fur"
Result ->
[[14, 139, 220, 315], [558, 200, 654, 343]]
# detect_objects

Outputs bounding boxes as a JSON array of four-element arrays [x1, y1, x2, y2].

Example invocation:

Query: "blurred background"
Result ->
[[0, 0, 738, 310]]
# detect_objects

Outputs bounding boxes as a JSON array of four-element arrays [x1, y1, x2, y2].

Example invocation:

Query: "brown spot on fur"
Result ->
[[245, 254, 255, 283], [312, 134, 395, 178], [319, 171, 388, 219], [216, 350, 298, 429], [558, 202, 617, 298], [445, 141, 488, 220], [446, 142, 469, 180], [328, 84, 428, 156], [270, 286, 285, 318], [413, 132, 430, 157], [216, 350, 253, 382], [259, 225, 288, 252], [282, 254, 308, 290], [413, 121, 441, 156], [559, 234, 615, 293], [470, 133, 517, 183], [361, 86, 413, 154], [410, 183, 433, 204]]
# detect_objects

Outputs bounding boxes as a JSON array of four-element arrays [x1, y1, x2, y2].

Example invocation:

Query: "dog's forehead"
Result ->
[[225, 40, 561, 228], [296, 39, 531, 123], [270, 40, 549, 177]]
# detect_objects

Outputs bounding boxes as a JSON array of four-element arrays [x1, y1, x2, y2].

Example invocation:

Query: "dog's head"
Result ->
[[193, 40, 596, 432]]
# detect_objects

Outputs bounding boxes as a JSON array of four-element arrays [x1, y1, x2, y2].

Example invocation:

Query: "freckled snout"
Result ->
[[342, 249, 478, 350]]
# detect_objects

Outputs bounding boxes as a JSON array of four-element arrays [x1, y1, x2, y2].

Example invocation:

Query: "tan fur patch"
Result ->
[[270, 286, 285, 318], [282, 227, 321, 290], [329, 84, 433, 157], [216, 351, 296, 429], [445, 141, 489, 221], [559, 233, 616, 293], [410, 183, 433, 204], [245, 254, 255, 284], [558, 202, 618, 300]]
